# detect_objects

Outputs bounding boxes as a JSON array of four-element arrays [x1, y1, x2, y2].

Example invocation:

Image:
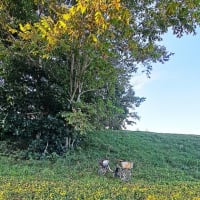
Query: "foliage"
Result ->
[[60, 108, 94, 135], [0, 55, 69, 157], [0, 0, 200, 156]]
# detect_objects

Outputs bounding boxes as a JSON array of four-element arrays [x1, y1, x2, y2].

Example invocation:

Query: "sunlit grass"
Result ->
[[0, 176, 200, 199]]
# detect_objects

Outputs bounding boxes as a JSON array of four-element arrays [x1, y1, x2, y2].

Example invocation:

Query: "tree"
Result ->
[[0, 0, 199, 157]]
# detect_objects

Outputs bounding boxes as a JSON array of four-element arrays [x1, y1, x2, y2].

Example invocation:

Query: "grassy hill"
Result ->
[[1, 130, 200, 199], [86, 130, 200, 181]]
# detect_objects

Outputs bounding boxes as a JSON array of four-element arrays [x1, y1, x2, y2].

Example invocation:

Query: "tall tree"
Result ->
[[0, 0, 199, 156]]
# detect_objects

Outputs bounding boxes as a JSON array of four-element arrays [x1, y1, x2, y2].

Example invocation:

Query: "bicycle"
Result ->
[[114, 161, 133, 181], [98, 159, 133, 181], [98, 159, 113, 175]]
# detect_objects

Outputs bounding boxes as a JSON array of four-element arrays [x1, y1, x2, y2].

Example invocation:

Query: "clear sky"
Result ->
[[128, 29, 200, 135]]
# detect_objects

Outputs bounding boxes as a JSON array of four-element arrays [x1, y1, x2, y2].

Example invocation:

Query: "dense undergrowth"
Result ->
[[1, 130, 200, 199]]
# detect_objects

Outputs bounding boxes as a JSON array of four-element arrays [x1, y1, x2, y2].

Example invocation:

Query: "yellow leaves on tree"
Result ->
[[18, 23, 32, 40], [19, 23, 31, 32], [77, 1, 87, 14], [62, 14, 70, 21], [18, 0, 131, 54], [112, 0, 121, 10], [91, 34, 98, 43], [94, 11, 105, 28], [33, 0, 45, 5]]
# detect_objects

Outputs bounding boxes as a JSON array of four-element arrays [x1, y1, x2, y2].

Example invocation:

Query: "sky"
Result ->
[[127, 29, 200, 135]]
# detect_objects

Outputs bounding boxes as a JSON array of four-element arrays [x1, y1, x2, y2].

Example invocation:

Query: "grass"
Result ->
[[1, 130, 200, 199]]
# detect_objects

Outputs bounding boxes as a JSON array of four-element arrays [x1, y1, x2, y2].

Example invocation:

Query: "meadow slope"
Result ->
[[1, 130, 200, 199]]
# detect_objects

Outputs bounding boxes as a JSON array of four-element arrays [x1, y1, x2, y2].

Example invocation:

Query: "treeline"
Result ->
[[0, 0, 199, 158]]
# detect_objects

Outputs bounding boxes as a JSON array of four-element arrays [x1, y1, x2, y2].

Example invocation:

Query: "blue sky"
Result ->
[[128, 29, 200, 135]]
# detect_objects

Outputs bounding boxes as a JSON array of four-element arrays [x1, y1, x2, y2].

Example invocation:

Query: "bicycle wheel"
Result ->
[[120, 169, 132, 181], [125, 169, 132, 181], [98, 166, 107, 176]]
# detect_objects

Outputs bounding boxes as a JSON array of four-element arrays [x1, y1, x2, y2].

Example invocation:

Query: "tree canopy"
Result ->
[[0, 0, 199, 157]]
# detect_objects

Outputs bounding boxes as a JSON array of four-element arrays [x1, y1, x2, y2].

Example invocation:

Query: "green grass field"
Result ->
[[1, 130, 200, 199]]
